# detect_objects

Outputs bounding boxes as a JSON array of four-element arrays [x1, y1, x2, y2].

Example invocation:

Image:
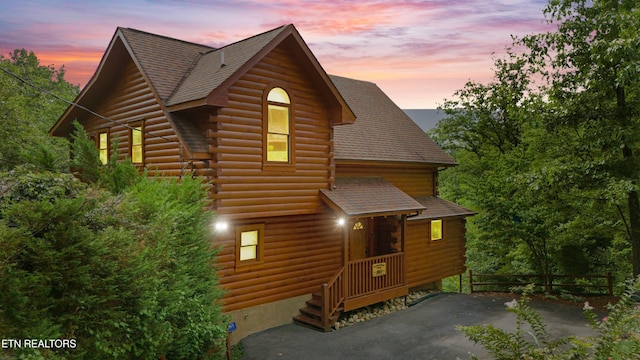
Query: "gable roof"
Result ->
[[117, 28, 214, 103], [330, 75, 456, 166], [50, 24, 355, 141], [167, 26, 287, 107]]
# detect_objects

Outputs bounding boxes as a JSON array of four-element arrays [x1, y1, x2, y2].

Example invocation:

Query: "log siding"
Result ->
[[215, 210, 343, 312], [82, 58, 182, 175], [335, 162, 436, 197], [405, 218, 467, 287], [211, 44, 333, 220]]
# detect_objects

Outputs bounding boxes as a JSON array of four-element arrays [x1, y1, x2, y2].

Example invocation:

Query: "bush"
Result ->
[[69, 120, 140, 194], [458, 280, 640, 359], [0, 171, 227, 359]]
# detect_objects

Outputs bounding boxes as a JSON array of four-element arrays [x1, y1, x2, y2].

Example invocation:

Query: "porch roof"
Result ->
[[409, 196, 476, 220], [320, 177, 425, 218]]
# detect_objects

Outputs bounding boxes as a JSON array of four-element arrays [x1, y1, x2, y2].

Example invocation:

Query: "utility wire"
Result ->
[[0, 66, 176, 144]]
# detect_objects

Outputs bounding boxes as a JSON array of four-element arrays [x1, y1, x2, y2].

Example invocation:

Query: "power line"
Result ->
[[0, 66, 176, 144]]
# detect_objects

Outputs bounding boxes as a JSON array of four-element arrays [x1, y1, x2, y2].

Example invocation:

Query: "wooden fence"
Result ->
[[469, 270, 613, 295]]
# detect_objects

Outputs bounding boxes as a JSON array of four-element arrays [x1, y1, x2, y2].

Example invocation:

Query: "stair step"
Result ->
[[294, 286, 344, 332], [293, 314, 325, 331], [299, 306, 322, 319], [306, 298, 322, 308]]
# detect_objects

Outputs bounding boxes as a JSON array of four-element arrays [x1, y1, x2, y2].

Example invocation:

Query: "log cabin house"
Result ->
[[50, 24, 474, 343]]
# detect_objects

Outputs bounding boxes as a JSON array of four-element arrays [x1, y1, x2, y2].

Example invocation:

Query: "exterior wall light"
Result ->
[[337, 218, 346, 226], [214, 221, 229, 232]]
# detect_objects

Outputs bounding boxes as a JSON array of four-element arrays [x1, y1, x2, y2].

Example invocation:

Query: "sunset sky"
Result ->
[[0, 0, 553, 108]]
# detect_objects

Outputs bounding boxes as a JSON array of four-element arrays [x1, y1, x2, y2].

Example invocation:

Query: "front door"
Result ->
[[349, 219, 368, 260]]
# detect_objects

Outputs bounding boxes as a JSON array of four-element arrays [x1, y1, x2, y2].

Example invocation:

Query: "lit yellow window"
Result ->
[[236, 224, 265, 270], [240, 230, 258, 261], [98, 132, 108, 165], [431, 219, 443, 241], [131, 126, 143, 164], [266, 87, 290, 163]]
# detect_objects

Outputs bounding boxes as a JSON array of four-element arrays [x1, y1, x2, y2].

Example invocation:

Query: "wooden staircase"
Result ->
[[293, 291, 342, 331], [293, 267, 345, 332]]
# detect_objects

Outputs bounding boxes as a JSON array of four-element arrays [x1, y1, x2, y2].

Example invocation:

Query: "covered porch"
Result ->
[[294, 177, 425, 331]]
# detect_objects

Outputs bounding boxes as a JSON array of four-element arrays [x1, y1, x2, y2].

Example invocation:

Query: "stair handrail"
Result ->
[[322, 267, 345, 331]]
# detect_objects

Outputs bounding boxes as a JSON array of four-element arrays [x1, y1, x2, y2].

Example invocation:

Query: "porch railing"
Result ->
[[347, 253, 405, 298], [321, 267, 345, 331]]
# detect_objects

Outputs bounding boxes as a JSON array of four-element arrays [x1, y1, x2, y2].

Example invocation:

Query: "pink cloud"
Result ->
[[0, 0, 554, 108]]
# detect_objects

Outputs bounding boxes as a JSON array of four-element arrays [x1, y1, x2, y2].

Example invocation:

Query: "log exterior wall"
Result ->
[[214, 210, 343, 312], [210, 43, 334, 220], [335, 162, 436, 197], [208, 43, 344, 310], [82, 58, 183, 175], [336, 161, 468, 288], [405, 217, 467, 288]]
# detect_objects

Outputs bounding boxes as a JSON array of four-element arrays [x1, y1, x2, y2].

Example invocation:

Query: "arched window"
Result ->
[[266, 87, 291, 163]]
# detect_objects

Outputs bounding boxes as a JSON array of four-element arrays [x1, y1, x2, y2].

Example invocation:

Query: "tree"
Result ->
[[0, 168, 228, 359], [434, 0, 639, 281], [518, 0, 640, 276], [0, 49, 79, 171]]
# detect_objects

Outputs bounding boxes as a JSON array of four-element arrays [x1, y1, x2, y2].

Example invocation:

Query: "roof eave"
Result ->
[[50, 28, 126, 137], [195, 25, 355, 124], [335, 158, 458, 167], [319, 190, 425, 218]]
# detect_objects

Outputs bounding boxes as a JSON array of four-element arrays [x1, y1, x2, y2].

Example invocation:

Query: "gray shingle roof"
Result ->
[[410, 196, 476, 220], [330, 75, 456, 165], [167, 26, 287, 106], [320, 177, 426, 217], [54, 25, 454, 168], [118, 28, 213, 102]]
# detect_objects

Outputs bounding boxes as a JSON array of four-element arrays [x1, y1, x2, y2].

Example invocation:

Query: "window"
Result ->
[[236, 224, 265, 270], [240, 230, 259, 261], [130, 124, 143, 164], [265, 87, 291, 163], [98, 131, 109, 165], [431, 219, 443, 241]]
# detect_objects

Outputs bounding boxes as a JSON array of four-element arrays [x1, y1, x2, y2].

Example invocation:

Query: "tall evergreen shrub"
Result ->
[[0, 170, 227, 359]]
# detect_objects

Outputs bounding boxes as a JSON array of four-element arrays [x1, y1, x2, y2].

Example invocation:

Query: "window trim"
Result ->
[[235, 224, 265, 271], [129, 121, 144, 165], [430, 219, 443, 241], [263, 85, 295, 170], [96, 128, 110, 165]]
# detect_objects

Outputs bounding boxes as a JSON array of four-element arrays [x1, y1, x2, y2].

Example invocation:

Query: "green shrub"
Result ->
[[98, 146, 140, 195], [582, 277, 640, 359], [69, 120, 140, 194], [0, 171, 227, 359], [458, 279, 640, 359], [0, 166, 85, 204], [69, 121, 101, 184]]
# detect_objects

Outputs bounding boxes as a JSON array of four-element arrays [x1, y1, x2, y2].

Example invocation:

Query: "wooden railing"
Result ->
[[469, 270, 613, 295], [347, 253, 405, 298], [321, 267, 345, 331]]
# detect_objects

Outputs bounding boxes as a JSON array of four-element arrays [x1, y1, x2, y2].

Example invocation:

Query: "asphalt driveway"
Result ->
[[240, 292, 600, 360]]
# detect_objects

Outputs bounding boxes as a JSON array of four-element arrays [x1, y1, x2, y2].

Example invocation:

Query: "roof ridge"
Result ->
[[167, 50, 210, 101], [166, 24, 293, 106], [119, 27, 215, 50], [216, 24, 289, 51], [329, 74, 376, 86], [167, 26, 288, 103]]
